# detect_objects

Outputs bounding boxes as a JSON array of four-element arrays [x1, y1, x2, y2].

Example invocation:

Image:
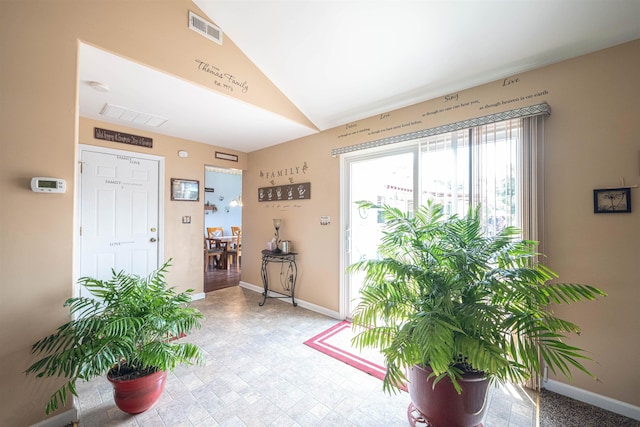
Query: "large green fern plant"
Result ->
[[25, 260, 205, 414], [348, 201, 605, 393]]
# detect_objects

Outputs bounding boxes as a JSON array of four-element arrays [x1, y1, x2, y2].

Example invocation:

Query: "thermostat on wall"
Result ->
[[31, 177, 66, 193]]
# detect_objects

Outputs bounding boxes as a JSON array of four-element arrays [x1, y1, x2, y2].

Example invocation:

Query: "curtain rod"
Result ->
[[331, 102, 550, 157]]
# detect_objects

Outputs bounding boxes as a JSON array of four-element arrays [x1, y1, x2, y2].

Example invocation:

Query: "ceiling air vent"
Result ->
[[100, 104, 168, 128], [189, 11, 222, 45]]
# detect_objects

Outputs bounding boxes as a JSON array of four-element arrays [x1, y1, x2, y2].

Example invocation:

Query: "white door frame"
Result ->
[[339, 155, 348, 320], [75, 144, 165, 297], [339, 142, 419, 320]]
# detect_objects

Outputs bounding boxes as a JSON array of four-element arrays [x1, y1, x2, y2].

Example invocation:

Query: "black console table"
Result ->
[[260, 249, 298, 307]]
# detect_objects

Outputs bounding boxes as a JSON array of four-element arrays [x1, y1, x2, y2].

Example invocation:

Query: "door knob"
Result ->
[[150, 237, 157, 242]]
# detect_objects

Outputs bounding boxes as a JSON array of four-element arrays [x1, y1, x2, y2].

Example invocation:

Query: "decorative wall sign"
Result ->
[[593, 188, 631, 213], [171, 178, 199, 201], [215, 151, 238, 162], [194, 59, 250, 94], [260, 162, 309, 181], [258, 182, 311, 202], [94, 128, 152, 148]]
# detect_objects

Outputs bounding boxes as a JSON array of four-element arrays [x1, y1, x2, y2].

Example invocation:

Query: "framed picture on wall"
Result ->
[[171, 178, 199, 201], [593, 188, 631, 213]]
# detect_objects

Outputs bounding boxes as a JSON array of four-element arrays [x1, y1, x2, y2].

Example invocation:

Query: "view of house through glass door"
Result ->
[[343, 148, 416, 319], [341, 118, 526, 319]]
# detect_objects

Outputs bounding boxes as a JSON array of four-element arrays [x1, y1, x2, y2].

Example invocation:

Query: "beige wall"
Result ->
[[0, 1, 289, 425], [243, 133, 342, 311], [245, 40, 640, 409], [1, 0, 638, 425], [539, 45, 639, 399], [78, 118, 247, 290]]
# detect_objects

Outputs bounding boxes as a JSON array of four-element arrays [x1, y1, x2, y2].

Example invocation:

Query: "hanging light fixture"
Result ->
[[230, 194, 243, 207]]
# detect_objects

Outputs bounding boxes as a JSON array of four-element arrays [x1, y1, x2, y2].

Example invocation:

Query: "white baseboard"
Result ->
[[543, 379, 640, 421], [30, 408, 77, 427], [239, 281, 341, 320], [191, 292, 206, 301]]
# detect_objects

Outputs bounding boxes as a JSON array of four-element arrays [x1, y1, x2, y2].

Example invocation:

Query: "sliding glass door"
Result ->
[[343, 148, 417, 319]]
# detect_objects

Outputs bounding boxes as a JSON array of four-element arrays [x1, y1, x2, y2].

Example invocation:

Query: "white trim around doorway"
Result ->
[[75, 144, 166, 295]]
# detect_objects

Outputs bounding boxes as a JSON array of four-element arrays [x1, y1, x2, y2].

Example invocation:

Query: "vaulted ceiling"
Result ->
[[78, 1, 640, 153]]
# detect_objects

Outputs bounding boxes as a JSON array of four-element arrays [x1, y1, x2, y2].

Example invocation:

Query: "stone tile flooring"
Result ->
[[75, 286, 536, 426]]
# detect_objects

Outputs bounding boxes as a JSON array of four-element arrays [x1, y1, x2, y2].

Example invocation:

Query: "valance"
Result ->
[[331, 103, 550, 156]]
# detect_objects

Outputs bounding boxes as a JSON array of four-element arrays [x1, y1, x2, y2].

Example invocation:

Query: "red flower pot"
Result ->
[[408, 364, 489, 427], [107, 369, 167, 414]]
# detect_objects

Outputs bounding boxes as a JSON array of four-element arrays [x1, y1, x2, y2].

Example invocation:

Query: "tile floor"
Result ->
[[75, 286, 536, 426]]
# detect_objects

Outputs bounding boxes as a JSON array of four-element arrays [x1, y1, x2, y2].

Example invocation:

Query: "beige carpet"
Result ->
[[539, 390, 639, 427]]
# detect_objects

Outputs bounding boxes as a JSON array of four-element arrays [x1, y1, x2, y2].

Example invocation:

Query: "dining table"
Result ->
[[207, 235, 238, 246]]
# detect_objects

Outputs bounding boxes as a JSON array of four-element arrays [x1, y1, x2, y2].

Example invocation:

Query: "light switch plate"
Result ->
[[182, 216, 191, 224], [320, 216, 330, 225]]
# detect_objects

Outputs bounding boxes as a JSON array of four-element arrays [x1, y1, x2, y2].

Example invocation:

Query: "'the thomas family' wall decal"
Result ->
[[194, 60, 250, 95], [258, 161, 310, 202]]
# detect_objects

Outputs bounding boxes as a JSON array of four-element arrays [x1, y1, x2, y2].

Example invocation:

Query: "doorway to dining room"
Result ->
[[204, 166, 242, 292]]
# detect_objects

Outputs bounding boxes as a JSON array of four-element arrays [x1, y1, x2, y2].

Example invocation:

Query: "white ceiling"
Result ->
[[78, 1, 640, 153]]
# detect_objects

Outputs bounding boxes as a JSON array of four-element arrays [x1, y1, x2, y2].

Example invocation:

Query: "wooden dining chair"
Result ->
[[207, 227, 224, 238], [227, 228, 242, 270], [204, 237, 228, 271], [204, 238, 215, 271], [230, 227, 241, 249]]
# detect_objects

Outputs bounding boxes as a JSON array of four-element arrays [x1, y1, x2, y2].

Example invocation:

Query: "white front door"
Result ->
[[78, 146, 162, 297]]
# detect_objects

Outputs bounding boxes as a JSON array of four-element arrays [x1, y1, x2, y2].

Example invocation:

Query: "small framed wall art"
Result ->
[[171, 178, 199, 201], [593, 187, 631, 213]]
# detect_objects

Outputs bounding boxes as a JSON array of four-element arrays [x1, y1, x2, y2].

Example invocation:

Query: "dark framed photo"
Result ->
[[593, 188, 631, 213], [171, 178, 199, 201]]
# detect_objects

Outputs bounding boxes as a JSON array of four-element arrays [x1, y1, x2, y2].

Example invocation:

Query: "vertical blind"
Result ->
[[418, 118, 536, 238], [335, 103, 549, 242], [472, 119, 520, 236]]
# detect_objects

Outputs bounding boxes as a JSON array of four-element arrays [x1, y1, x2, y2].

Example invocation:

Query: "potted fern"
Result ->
[[25, 260, 204, 415], [348, 201, 606, 427]]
